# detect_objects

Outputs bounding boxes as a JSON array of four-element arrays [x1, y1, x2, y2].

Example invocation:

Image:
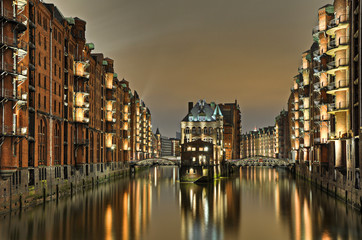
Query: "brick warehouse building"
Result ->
[[0, 0, 155, 211], [286, 0, 362, 208], [219, 100, 241, 160]]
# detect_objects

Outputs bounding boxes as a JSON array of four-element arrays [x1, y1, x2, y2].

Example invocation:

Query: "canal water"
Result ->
[[0, 166, 361, 240]]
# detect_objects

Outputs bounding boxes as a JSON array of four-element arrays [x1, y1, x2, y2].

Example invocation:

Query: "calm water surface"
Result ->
[[0, 167, 361, 240]]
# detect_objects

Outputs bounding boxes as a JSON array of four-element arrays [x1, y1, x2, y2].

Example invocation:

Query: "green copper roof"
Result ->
[[86, 43, 95, 50], [325, 5, 334, 15], [306, 53, 312, 62], [114, 73, 118, 78], [65, 17, 75, 25], [313, 36, 320, 43], [121, 83, 127, 88], [102, 60, 108, 66]]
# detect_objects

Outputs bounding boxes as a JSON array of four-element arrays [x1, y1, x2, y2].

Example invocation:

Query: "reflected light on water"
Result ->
[[0, 167, 361, 240], [105, 205, 113, 240], [304, 199, 312, 240]]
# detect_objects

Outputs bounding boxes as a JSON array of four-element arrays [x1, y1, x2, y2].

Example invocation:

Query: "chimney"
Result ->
[[188, 102, 193, 113]]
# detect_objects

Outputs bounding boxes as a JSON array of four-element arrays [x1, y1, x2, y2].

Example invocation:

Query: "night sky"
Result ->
[[47, 0, 330, 137]]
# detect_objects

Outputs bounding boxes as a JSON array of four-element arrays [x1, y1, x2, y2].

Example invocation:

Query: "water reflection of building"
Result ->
[[178, 180, 241, 240], [239, 167, 362, 240]]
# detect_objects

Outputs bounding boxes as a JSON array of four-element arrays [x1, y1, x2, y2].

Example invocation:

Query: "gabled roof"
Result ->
[[182, 99, 223, 122]]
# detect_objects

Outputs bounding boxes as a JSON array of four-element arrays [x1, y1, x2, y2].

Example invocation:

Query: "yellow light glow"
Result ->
[[75, 93, 84, 107], [106, 73, 113, 89], [75, 62, 84, 76]]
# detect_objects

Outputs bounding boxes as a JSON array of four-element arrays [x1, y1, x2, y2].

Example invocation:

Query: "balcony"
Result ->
[[75, 87, 90, 109], [0, 37, 28, 57], [106, 144, 117, 151], [74, 60, 90, 80], [313, 48, 321, 60], [329, 131, 351, 141], [0, 89, 27, 103], [298, 66, 309, 74], [106, 111, 116, 123], [327, 80, 349, 94], [313, 81, 328, 92], [326, 37, 349, 56], [328, 101, 349, 114], [0, 125, 27, 137], [314, 137, 328, 144], [326, 58, 349, 75], [326, 14, 350, 36], [74, 108, 89, 124], [0, 62, 28, 81], [314, 114, 330, 124], [105, 73, 115, 90], [0, 8, 27, 32]]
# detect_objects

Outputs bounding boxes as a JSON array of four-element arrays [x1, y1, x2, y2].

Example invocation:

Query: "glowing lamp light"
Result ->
[[106, 101, 113, 111], [21, 127, 27, 135], [106, 73, 113, 89], [105, 134, 112, 148], [75, 108, 84, 122], [75, 62, 84, 76], [75, 93, 84, 107], [106, 112, 113, 121]]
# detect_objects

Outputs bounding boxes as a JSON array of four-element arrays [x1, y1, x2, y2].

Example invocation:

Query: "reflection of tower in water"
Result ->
[[178, 180, 241, 240]]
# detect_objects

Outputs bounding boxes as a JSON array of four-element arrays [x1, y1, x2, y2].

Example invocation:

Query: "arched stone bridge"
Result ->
[[227, 157, 294, 168], [130, 157, 181, 167]]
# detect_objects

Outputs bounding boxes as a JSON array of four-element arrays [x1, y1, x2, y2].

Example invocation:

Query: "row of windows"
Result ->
[[53, 27, 62, 45], [54, 46, 62, 61], [37, 73, 62, 96], [184, 127, 222, 135], [37, 12, 48, 31], [37, 94, 61, 114], [186, 146, 209, 152], [184, 138, 214, 143]]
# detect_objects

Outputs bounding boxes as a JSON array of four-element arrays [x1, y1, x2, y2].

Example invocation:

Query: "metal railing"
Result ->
[[328, 101, 349, 112], [0, 8, 27, 26], [328, 14, 349, 29], [312, 25, 320, 35], [0, 125, 27, 136], [0, 36, 27, 51], [0, 88, 27, 101], [327, 80, 348, 90], [329, 131, 350, 140], [328, 36, 349, 50], [0, 62, 28, 76], [327, 58, 349, 70]]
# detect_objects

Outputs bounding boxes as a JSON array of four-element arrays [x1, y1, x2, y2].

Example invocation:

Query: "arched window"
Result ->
[[185, 127, 190, 134], [90, 132, 94, 163], [203, 127, 208, 134], [38, 119, 47, 165], [192, 127, 196, 135], [209, 127, 213, 134], [54, 122, 61, 165]]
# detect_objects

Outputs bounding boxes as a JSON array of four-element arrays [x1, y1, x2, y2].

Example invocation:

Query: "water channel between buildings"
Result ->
[[0, 166, 361, 240]]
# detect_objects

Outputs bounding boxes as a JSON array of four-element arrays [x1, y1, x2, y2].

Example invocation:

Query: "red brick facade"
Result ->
[[0, 0, 156, 211]]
